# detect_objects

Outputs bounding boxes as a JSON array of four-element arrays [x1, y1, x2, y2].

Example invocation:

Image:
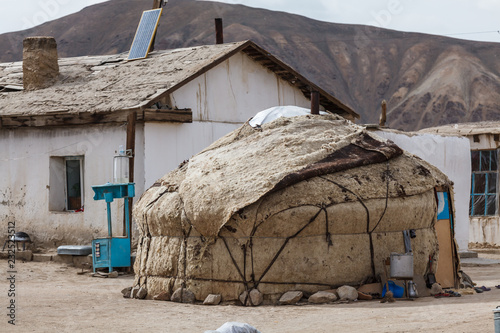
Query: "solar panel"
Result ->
[[127, 8, 163, 61]]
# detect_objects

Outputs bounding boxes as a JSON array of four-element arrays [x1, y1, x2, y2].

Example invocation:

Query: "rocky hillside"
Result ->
[[1, 0, 499, 130]]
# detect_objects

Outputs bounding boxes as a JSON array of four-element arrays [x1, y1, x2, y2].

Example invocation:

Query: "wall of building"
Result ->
[[468, 133, 500, 246], [375, 131, 471, 252], [144, 51, 312, 188], [0, 124, 144, 247]]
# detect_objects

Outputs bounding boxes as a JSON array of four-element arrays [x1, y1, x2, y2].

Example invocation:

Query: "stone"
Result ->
[[171, 288, 196, 303], [203, 294, 222, 305], [278, 291, 303, 305], [153, 291, 171, 301], [430, 283, 443, 295], [136, 286, 147, 299], [308, 291, 338, 304], [337, 285, 358, 301], [121, 287, 132, 298], [108, 271, 119, 278], [239, 289, 263, 306]]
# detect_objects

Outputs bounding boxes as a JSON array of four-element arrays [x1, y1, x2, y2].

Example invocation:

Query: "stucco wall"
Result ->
[[0, 124, 144, 247], [144, 51, 312, 188], [375, 131, 471, 252]]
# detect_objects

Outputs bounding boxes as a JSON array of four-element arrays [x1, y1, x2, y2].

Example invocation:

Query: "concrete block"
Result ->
[[53, 254, 74, 265], [73, 254, 93, 268], [15, 250, 33, 261], [459, 251, 478, 259], [32, 253, 52, 262]]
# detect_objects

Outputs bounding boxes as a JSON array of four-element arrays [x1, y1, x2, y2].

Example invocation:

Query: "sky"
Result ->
[[0, 0, 499, 43]]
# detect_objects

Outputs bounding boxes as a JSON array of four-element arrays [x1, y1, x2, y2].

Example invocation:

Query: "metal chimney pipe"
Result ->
[[310, 90, 320, 115], [215, 18, 223, 44]]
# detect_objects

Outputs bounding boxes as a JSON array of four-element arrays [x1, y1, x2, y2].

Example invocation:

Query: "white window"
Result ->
[[49, 156, 84, 211]]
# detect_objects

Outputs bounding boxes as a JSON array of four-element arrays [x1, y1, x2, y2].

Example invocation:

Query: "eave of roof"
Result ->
[[419, 121, 500, 136]]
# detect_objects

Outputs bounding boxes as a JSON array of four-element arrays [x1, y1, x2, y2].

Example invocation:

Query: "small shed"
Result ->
[[133, 112, 459, 302]]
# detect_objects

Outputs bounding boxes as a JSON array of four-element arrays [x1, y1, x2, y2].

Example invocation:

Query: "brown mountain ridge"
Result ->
[[1, 0, 500, 130]]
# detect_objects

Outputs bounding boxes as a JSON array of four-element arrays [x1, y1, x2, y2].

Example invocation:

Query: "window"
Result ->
[[49, 156, 84, 211], [470, 150, 498, 216]]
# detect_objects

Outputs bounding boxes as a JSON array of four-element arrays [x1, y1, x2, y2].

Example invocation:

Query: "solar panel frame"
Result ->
[[127, 8, 163, 61]]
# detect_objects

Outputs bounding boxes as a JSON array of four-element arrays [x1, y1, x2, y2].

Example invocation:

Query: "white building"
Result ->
[[421, 122, 500, 247], [373, 128, 471, 253], [0, 40, 358, 247]]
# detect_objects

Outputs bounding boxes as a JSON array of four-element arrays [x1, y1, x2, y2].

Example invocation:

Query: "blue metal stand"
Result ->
[[91, 183, 135, 272]]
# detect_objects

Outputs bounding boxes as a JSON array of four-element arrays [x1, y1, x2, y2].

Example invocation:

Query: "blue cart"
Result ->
[[91, 183, 135, 272]]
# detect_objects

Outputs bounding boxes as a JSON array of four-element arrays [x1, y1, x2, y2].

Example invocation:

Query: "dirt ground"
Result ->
[[1, 252, 500, 333]]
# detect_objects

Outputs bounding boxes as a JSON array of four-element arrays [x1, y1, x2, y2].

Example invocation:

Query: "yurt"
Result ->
[[132, 109, 456, 303]]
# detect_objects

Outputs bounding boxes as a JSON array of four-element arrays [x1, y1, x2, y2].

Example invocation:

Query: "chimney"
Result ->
[[23, 36, 59, 91], [310, 90, 320, 115], [215, 18, 223, 44]]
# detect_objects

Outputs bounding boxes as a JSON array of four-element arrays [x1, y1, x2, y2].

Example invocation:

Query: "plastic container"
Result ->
[[113, 145, 129, 184], [390, 253, 414, 279], [382, 281, 404, 298]]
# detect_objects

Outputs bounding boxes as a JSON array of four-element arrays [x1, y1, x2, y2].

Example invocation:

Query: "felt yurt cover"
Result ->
[[133, 113, 451, 302]]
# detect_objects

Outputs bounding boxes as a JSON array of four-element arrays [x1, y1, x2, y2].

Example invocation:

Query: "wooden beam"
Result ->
[[311, 91, 320, 115], [0, 108, 194, 128], [0, 111, 129, 128], [143, 109, 192, 123], [125, 111, 136, 242]]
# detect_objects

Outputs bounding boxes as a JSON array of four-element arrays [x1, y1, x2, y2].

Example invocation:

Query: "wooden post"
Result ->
[[149, 0, 164, 52], [125, 111, 136, 242], [379, 100, 387, 127], [215, 18, 223, 44], [310, 90, 320, 115]]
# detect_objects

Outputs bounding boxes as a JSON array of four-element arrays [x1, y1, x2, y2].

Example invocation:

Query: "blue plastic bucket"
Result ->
[[382, 281, 404, 298]]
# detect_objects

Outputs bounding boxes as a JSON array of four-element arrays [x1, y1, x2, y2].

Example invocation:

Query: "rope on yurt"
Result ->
[[323, 204, 333, 246], [220, 235, 248, 288], [369, 161, 391, 233], [254, 207, 324, 289], [318, 176, 376, 279], [143, 274, 334, 287], [181, 224, 192, 291]]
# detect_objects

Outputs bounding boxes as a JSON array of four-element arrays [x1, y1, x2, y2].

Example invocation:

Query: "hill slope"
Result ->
[[1, 0, 499, 130]]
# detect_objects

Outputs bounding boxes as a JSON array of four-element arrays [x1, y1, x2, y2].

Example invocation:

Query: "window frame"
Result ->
[[470, 149, 498, 216], [49, 155, 84, 212]]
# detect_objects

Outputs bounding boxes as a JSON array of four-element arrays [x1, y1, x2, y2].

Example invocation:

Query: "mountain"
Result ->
[[1, 0, 499, 130]]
